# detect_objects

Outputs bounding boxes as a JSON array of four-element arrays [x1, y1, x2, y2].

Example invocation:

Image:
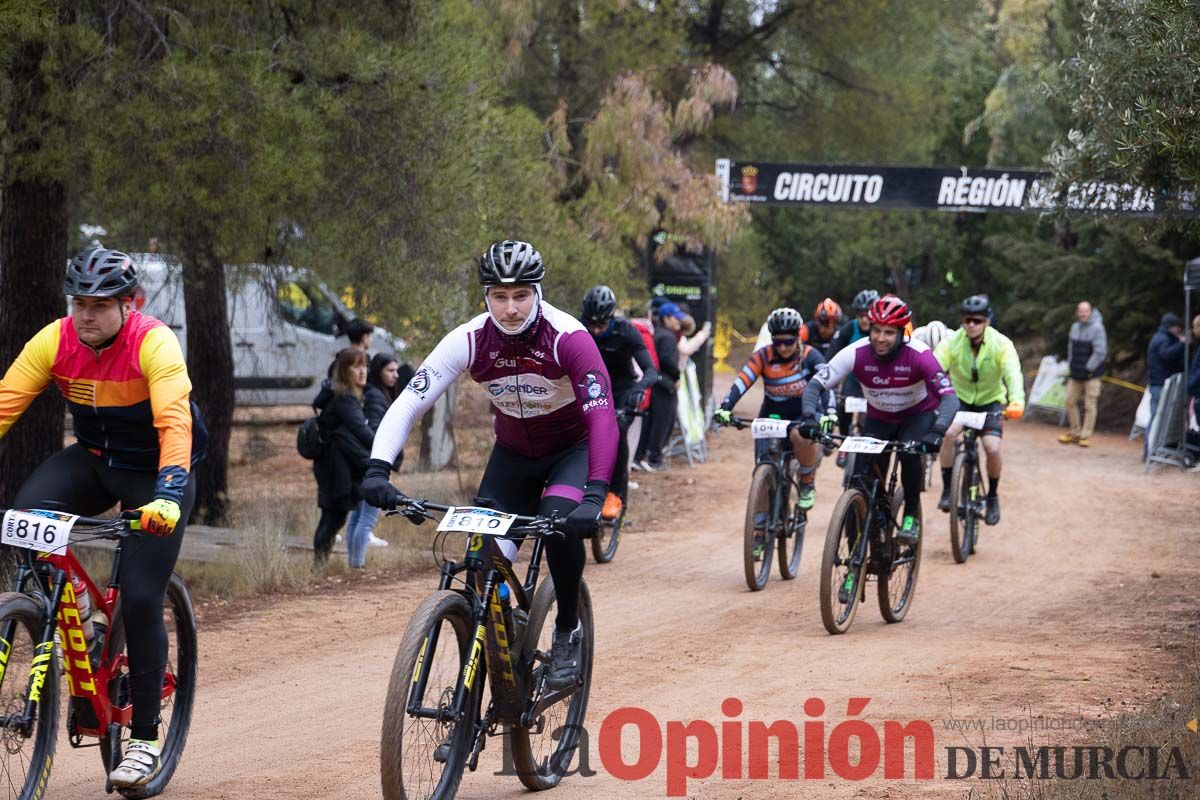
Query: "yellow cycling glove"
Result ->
[[137, 499, 181, 536]]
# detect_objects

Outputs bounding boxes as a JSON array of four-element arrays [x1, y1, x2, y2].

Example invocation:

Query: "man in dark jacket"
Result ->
[[1060, 301, 1107, 447], [633, 301, 684, 470], [1145, 312, 1186, 457]]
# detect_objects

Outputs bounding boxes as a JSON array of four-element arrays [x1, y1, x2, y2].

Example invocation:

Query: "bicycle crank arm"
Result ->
[[466, 715, 490, 772], [525, 683, 581, 724]]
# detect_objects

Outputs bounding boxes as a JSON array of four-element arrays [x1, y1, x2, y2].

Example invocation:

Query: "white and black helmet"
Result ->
[[767, 307, 804, 335], [479, 240, 545, 286], [64, 248, 138, 297]]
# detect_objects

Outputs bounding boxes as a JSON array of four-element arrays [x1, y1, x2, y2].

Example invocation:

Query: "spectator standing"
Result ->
[[342, 353, 413, 566], [312, 348, 374, 563], [1145, 312, 1187, 458], [1059, 301, 1107, 447], [633, 302, 685, 470]]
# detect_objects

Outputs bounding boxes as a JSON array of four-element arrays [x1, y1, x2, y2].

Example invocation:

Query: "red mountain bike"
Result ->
[[0, 508, 197, 799]]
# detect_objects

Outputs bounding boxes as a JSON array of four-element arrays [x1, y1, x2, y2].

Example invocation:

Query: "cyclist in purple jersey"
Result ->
[[362, 240, 618, 691], [803, 295, 959, 542]]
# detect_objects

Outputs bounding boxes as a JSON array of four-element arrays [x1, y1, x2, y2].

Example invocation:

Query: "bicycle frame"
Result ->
[[1, 539, 158, 739], [407, 523, 554, 736], [843, 443, 917, 576]]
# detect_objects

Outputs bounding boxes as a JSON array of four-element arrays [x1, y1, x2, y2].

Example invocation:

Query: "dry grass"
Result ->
[[976, 651, 1200, 799]]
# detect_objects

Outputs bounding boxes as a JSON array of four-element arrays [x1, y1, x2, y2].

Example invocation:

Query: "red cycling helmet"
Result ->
[[867, 295, 912, 329]]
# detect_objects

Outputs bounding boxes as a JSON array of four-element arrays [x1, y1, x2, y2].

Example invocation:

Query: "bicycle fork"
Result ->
[[0, 569, 67, 738]]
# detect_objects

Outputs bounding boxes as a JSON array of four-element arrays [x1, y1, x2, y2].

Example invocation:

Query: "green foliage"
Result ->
[[1050, 0, 1200, 221]]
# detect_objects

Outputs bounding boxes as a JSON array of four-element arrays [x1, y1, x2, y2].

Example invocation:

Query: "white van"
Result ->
[[131, 254, 406, 406]]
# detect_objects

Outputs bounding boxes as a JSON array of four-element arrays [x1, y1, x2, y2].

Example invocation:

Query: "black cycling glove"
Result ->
[[563, 480, 607, 539]]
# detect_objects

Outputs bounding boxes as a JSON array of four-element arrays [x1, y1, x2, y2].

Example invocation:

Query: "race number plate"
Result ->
[[1, 509, 77, 553], [839, 436, 889, 454], [437, 506, 517, 537], [751, 418, 790, 439], [845, 397, 868, 414], [954, 411, 987, 430]]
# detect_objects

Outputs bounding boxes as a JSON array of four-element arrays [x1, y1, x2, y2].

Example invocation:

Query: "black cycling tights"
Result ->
[[476, 441, 589, 633], [857, 412, 935, 519], [15, 444, 195, 742]]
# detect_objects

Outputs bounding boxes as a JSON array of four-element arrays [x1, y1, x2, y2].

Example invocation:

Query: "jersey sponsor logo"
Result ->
[[815, 364, 833, 384], [894, 365, 911, 373], [863, 382, 930, 414], [486, 373, 574, 419], [488, 381, 550, 397], [495, 357, 518, 368], [871, 376, 889, 386], [862, 364, 879, 372], [408, 368, 432, 395], [579, 371, 609, 401]]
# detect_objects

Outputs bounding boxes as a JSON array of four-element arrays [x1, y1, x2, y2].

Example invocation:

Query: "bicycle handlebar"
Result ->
[[385, 499, 567, 538], [0, 508, 139, 541], [723, 415, 806, 431], [803, 431, 927, 454]]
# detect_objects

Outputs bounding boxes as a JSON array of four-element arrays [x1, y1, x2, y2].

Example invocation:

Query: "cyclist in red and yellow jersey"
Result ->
[[0, 248, 206, 789]]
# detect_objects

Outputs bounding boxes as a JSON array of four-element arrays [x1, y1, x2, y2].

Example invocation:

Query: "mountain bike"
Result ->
[[0, 507, 197, 799], [380, 499, 593, 800], [947, 410, 1003, 564], [806, 434, 925, 635], [725, 416, 809, 591], [592, 408, 644, 564]]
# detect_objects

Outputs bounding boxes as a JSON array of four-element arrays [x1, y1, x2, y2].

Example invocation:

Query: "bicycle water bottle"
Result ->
[[497, 583, 526, 654], [71, 574, 96, 643]]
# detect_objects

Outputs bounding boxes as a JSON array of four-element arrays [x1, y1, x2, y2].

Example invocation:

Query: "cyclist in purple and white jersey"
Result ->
[[802, 295, 959, 542], [361, 240, 618, 691]]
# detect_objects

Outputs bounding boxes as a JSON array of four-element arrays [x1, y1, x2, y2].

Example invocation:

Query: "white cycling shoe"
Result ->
[[109, 739, 161, 788]]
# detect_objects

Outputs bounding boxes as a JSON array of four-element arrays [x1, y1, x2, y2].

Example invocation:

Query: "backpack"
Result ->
[[296, 416, 324, 460]]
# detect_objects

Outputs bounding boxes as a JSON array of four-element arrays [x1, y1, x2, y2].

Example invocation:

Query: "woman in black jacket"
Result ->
[[343, 353, 413, 565], [313, 348, 373, 562]]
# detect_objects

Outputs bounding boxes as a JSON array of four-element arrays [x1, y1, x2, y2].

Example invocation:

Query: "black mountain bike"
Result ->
[[808, 433, 925, 635], [947, 410, 1003, 564], [380, 500, 592, 800], [725, 416, 808, 591], [592, 408, 644, 564]]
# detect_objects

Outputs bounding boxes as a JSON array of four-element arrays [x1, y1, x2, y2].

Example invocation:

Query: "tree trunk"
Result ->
[[179, 236, 234, 524], [0, 39, 68, 507]]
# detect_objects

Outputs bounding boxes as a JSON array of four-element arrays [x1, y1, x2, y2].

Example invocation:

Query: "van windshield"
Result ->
[[277, 279, 338, 335]]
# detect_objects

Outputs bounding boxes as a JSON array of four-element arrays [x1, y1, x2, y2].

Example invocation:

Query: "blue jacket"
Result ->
[[1147, 326, 1185, 386]]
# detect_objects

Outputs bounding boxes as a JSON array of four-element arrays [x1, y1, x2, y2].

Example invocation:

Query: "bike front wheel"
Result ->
[[591, 507, 623, 564], [878, 490, 922, 623], [820, 489, 868, 634], [381, 590, 477, 800], [510, 578, 594, 790], [743, 463, 776, 591], [777, 483, 805, 580], [101, 572, 198, 799], [948, 451, 971, 563], [0, 591, 58, 800]]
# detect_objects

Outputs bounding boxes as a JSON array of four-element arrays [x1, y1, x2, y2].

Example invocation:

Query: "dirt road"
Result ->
[[49, 386, 1199, 799]]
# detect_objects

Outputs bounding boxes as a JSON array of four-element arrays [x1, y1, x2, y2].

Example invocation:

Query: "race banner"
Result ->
[[716, 159, 1165, 215]]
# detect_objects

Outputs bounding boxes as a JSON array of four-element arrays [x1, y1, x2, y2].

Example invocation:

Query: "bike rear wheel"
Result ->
[[381, 590, 477, 800], [743, 464, 776, 591], [591, 507, 623, 563], [777, 480, 805, 580], [948, 451, 971, 564], [819, 489, 868, 634], [0, 591, 58, 800], [878, 490, 922, 623], [101, 573, 198, 799], [510, 579, 594, 790]]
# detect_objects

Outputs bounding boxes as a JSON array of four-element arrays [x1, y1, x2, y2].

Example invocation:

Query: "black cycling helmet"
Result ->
[[64, 248, 138, 298], [581, 285, 617, 323], [479, 240, 545, 286], [960, 294, 992, 317], [767, 307, 803, 335], [852, 289, 880, 312]]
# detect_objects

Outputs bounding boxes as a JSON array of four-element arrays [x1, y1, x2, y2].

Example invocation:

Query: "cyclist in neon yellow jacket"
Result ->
[[932, 295, 1025, 526]]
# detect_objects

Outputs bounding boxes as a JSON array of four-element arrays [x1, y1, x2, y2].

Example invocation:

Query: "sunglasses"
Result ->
[[962, 317, 988, 326], [772, 337, 797, 346]]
